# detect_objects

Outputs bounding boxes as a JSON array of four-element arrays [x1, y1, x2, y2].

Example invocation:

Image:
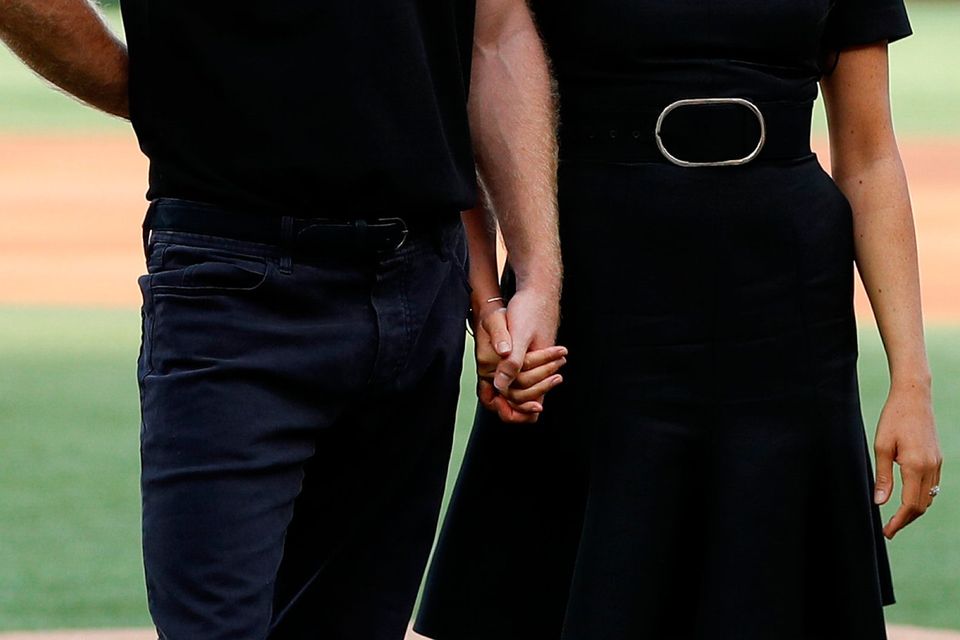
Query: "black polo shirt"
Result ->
[[120, 1, 478, 218]]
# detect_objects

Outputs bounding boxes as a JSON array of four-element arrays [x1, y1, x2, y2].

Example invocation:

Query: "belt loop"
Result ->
[[141, 201, 158, 262], [279, 215, 294, 274], [353, 218, 369, 253]]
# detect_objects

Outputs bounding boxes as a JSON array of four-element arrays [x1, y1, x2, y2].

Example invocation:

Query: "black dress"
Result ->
[[416, 1, 912, 639]]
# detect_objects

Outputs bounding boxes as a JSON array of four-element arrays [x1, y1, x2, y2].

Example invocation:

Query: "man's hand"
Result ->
[[474, 301, 566, 424], [492, 284, 561, 393], [0, 0, 129, 117]]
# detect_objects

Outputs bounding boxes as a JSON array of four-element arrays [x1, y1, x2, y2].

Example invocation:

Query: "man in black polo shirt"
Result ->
[[1, 0, 561, 637]]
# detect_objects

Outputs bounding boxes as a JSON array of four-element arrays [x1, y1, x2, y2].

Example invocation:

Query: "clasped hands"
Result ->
[[472, 288, 567, 424]]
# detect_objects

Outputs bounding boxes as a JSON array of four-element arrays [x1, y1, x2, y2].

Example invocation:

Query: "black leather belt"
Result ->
[[143, 198, 458, 257], [559, 98, 814, 165]]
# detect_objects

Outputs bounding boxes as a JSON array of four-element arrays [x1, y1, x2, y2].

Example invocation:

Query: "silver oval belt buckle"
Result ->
[[655, 97, 766, 168], [373, 217, 410, 252]]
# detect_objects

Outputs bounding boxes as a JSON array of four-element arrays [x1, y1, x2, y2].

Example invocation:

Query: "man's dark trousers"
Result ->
[[136, 199, 471, 639]]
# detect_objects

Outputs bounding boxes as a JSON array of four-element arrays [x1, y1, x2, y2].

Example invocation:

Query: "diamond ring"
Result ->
[[929, 485, 941, 498]]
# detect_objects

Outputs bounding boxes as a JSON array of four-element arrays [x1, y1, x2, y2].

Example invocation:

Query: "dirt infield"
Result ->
[[1, 133, 958, 320], [1, 626, 959, 640]]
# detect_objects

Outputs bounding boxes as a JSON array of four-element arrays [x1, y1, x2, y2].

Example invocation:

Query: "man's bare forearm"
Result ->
[[470, 0, 560, 296], [0, 0, 128, 117]]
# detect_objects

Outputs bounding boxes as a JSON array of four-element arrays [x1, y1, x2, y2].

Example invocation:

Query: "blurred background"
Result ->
[[0, 0, 957, 636]]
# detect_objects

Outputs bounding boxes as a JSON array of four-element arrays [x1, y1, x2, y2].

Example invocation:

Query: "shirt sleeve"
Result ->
[[823, 0, 913, 51]]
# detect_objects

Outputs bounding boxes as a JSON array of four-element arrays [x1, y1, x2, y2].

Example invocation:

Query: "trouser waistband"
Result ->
[[142, 198, 461, 261]]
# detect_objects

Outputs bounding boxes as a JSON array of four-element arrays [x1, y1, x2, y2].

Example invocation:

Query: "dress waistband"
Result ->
[[558, 99, 814, 165]]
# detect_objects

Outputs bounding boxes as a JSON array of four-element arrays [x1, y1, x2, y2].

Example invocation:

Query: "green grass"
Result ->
[[0, 308, 146, 628], [0, 306, 958, 631], [885, 1, 960, 135], [0, 3, 959, 135]]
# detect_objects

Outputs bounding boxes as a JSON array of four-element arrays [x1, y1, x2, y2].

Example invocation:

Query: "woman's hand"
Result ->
[[873, 379, 942, 539], [473, 302, 566, 424]]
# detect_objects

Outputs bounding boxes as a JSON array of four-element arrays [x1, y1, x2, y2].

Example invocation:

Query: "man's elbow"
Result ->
[[473, 1, 536, 57]]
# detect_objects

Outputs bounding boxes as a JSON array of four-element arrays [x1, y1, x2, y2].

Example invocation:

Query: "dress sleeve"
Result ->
[[823, 0, 913, 51]]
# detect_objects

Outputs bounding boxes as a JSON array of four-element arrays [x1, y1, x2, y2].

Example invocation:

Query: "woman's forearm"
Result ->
[[462, 207, 503, 324], [835, 150, 931, 390]]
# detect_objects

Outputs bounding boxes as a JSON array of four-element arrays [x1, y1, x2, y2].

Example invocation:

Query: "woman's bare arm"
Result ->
[[820, 43, 942, 539]]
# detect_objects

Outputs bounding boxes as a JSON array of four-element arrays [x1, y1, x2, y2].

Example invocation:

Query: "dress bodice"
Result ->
[[532, 0, 912, 108]]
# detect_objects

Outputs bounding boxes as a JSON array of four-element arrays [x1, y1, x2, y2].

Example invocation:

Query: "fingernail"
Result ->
[[552, 375, 563, 384], [559, 347, 569, 356], [494, 373, 510, 391], [532, 405, 544, 413], [496, 341, 511, 354], [874, 489, 886, 504]]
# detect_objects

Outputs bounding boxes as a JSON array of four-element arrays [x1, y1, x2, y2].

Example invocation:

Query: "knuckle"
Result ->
[[512, 391, 533, 403], [875, 441, 895, 455], [899, 457, 921, 470], [915, 454, 938, 466], [535, 382, 553, 396], [875, 435, 894, 447], [476, 358, 496, 371], [903, 502, 922, 515], [482, 314, 504, 333], [904, 457, 936, 472]]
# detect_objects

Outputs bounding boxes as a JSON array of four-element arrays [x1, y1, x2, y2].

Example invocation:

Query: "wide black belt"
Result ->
[[559, 98, 814, 166], [143, 198, 458, 257]]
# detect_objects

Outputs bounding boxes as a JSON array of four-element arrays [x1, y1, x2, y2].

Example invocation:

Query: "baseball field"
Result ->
[[0, 3, 958, 638]]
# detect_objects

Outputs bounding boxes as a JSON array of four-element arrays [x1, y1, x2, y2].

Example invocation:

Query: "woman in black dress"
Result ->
[[416, 0, 943, 638]]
